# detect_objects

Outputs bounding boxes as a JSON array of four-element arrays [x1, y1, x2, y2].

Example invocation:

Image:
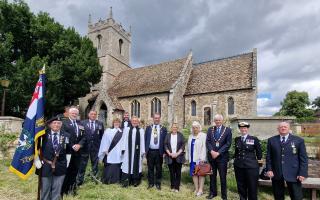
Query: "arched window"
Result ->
[[228, 97, 234, 115], [151, 97, 161, 117], [131, 100, 140, 117], [204, 107, 211, 126], [119, 39, 123, 54], [191, 100, 196, 116], [97, 35, 102, 50]]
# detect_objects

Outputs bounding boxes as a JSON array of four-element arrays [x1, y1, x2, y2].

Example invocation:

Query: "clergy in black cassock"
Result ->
[[120, 116, 145, 187]]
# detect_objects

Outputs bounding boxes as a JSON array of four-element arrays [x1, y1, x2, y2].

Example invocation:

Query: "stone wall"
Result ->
[[230, 116, 296, 139], [0, 116, 23, 134], [185, 89, 256, 127]]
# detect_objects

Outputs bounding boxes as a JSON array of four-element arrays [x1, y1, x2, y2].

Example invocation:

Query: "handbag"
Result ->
[[193, 162, 212, 176]]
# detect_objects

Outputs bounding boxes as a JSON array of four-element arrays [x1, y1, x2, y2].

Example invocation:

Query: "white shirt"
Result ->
[[241, 134, 248, 142], [98, 128, 123, 164], [51, 130, 60, 144], [170, 134, 178, 153], [149, 124, 160, 149], [280, 133, 290, 143]]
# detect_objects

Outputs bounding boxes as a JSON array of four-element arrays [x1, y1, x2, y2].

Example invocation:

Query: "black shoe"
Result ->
[[155, 184, 161, 190], [148, 184, 154, 189], [206, 194, 215, 199]]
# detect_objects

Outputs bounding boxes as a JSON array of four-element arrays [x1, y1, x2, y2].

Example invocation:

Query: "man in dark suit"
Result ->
[[61, 107, 86, 196], [206, 114, 232, 200], [121, 111, 132, 129], [266, 122, 308, 200], [35, 116, 70, 200], [234, 122, 262, 200], [77, 110, 104, 185], [145, 113, 167, 190]]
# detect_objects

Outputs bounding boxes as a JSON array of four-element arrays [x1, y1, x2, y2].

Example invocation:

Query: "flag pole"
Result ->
[[37, 65, 46, 200]]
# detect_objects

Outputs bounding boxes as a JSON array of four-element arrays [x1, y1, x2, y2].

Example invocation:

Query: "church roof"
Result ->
[[108, 56, 188, 98], [185, 52, 255, 95]]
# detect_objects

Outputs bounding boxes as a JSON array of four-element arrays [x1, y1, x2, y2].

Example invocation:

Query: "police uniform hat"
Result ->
[[46, 116, 63, 125], [238, 121, 250, 128]]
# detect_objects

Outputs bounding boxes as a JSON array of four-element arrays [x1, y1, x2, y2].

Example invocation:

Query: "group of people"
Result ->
[[35, 106, 308, 200]]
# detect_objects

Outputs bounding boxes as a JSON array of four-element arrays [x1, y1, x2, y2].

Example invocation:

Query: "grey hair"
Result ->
[[278, 121, 290, 128], [191, 121, 202, 134], [69, 107, 79, 113], [214, 114, 223, 121]]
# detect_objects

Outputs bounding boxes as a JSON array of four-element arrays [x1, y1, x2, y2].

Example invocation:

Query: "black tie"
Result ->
[[241, 136, 245, 143], [281, 136, 285, 144], [90, 121, 94, 133], [53, 132, 58, 152]]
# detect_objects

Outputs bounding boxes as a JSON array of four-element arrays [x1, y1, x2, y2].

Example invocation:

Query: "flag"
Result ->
[[9, 66, 46, 180]]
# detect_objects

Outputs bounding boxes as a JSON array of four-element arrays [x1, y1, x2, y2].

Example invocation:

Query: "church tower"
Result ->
[[87, 7, 131, 90], [79, 7, 131, 123]]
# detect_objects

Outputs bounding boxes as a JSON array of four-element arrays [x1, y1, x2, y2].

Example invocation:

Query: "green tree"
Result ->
[[0, 0, 102, 117], [274, 90, 314, 120]]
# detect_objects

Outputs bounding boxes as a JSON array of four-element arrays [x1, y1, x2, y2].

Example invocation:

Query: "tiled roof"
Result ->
[[108, 57, 188, 98], [185, 52, 254, 95]]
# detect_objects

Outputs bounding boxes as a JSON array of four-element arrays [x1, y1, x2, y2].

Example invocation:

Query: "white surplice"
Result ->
[[120, 127, 145, 174], [98, 128, 123, 164]]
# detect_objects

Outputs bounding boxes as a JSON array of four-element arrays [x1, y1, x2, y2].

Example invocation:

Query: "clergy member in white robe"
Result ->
[[121, 116, 145, 187], [98, 118, 123, 184]]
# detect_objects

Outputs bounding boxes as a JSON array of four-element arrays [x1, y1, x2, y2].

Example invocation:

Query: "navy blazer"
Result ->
[[81, 119, 104, 153], [164, 132, 186, 164], [145, 125, 167, 156], [266, 134, 308, 182], [37, 130, 70, 177], [62, 118, 86, 155], [206, 125, 232, 163]]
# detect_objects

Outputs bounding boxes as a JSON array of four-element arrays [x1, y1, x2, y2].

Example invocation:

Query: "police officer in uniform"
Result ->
[[61, 107, 86, 196], [35, 116, 70, 200], [77, 110, 104, 185], [234, 122, 262, 200]]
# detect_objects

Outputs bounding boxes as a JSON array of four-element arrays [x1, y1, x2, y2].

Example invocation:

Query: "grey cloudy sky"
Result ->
[[25, 0, 320, 116]]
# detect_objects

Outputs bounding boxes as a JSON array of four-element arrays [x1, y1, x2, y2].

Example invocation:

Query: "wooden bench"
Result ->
[[259, 178, 320, 200]]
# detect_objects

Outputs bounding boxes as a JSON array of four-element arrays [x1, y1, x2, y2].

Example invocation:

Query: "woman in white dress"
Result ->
[[98, 118, 123, 184]]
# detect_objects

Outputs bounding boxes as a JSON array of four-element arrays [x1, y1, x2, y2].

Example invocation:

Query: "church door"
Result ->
[[99, 102, 108, 126], [204, 107, 211, 126]]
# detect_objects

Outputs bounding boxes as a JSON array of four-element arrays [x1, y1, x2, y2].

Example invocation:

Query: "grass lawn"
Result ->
[[0, 159, 280, 200]]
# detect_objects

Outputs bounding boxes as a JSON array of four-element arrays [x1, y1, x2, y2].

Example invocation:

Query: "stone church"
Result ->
[[79, 8, 257, 127]]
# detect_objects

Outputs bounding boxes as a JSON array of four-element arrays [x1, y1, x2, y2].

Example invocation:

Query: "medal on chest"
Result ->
[[291, 142, 297, 154], [245, 139, 254, 145]]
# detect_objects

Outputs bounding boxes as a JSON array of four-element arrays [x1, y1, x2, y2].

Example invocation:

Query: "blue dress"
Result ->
[[189, 138, 196, 176]]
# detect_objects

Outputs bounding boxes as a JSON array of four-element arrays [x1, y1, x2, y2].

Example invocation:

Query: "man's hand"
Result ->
[[171, 153, 177, 158], [297, 176, 305, 182], [72, 144, 81, 152], [267, 171, 274, 178], [211, 151, 220, 159]]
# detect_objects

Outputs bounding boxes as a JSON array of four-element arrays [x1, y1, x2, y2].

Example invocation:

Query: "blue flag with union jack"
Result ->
[[9, 67, 46, 179]]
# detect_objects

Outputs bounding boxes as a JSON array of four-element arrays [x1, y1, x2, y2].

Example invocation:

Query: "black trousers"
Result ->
[[61, 154, 81, 195], [272, 177, 303, 200], [147, 149, 163, 186], [168, 159, 182, 190], [209, 160, 228, 199], [76, 150, 99, 186], [234, 166, 259, 200]]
